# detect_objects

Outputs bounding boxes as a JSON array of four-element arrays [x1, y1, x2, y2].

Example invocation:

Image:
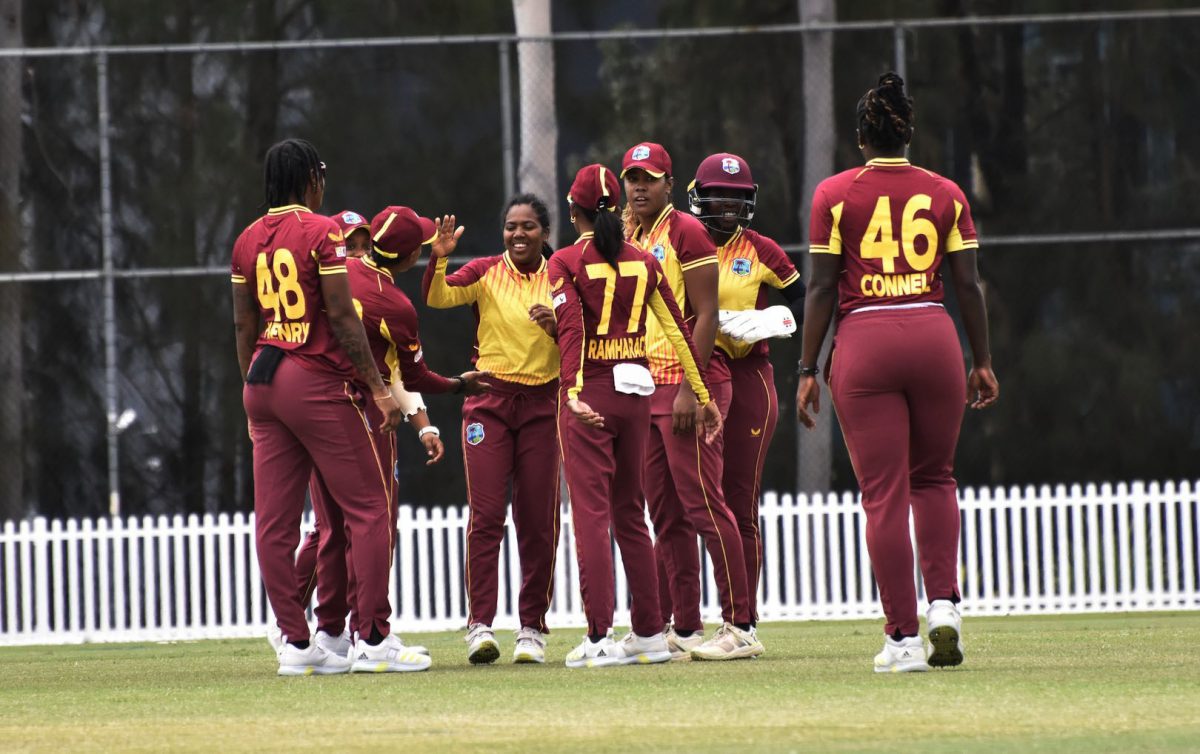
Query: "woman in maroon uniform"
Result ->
[[231, 139, 407, 675], [550, 164, 721, 668], [796, 74, 999, 672]]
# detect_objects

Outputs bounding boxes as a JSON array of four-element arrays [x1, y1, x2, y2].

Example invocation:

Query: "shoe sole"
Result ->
[[513, 650, 545, 664], [350, 660, 431, 673], [874, 660, 930, 673], [565, 656, 622, 669], [926, 625, 963, 667], [617, 650, 672, 665], [278, 664, 351, 676], [468, 640, 500, 665], [668, 651, 694, 662], [691, 644, 763, 661]]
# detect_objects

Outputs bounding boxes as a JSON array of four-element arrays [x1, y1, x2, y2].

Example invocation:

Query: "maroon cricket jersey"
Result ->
[[548, 233, 710, 403], [715, 227, 801, 361], [230, 204, 352, 376], [347, 257, 456, 394], [809, 157, 979, 318]]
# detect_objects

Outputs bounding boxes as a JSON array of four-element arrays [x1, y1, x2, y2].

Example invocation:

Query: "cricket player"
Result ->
[[797, 73, 999, 672], [550, 163, 721, 668], [622, 142, 760, 660], [690, 152, 806, 633]]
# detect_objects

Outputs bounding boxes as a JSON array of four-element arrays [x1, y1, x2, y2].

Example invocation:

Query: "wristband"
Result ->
[[418, 426, 440, 439], [797, 364, 820, 378], [451, 376, 465, 395]]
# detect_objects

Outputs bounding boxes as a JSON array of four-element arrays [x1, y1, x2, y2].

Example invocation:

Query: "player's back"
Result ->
[[231, 204, 351, 375], [812, 158, 977, 316], [552, 236, 657, 369]]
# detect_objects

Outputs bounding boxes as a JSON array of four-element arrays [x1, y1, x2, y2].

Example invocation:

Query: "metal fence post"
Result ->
[[893, 24, 907, 79], [498, 40, 516, 200], [96, 52, 120, 518]]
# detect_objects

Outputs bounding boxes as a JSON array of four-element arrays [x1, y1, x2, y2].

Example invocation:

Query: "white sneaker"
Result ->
[[513, 627, 547, 664], [356, 629, 429, 657], [266, 624, 284, 656], [564, 633, 620, 669], [612, 631, 671, 665], [926, 599, 964, 668], [664, 625, 704, 661], [466, 623, 500, 665], [277, 641, 352, 676], [350, 634, 432, 673], [315, 629, 352, 658], [690, 623, 762, 661], [874, 636, 930, 673]]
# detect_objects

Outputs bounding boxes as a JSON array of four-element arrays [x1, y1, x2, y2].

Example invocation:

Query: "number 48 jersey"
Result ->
[[809, 157, 978, 317], [230, 203, 353, 376]]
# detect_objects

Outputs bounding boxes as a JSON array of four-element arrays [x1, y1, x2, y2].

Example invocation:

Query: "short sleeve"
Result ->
[[944, 181, 979, 253], [752, 233, 800, 289], [808, 182, 844, 256], [671, 215, 718, 272], [315, 218, 349, 275], [230, 234, 248, 284]]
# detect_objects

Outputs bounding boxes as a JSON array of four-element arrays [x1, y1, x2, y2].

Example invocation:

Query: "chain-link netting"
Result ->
[[3, 12, 1198, 518]]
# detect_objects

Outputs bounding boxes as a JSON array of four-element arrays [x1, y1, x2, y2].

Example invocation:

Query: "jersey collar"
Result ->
[[267, 204, 312, 215], [502, 250, 546, 276], [360, 256, 394, 281], [865, 157, 911, 167], [717, 226, 744, 251]]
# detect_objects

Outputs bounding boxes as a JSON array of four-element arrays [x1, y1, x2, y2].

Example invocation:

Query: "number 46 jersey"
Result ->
[[809, 157, 978, 318], [230, 203, 353, 376]]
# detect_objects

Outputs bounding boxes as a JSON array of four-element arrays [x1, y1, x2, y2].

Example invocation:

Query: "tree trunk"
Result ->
[[797, 0, 834, 493], [0, 0, 23, 519], [512, 0, 559, 245]]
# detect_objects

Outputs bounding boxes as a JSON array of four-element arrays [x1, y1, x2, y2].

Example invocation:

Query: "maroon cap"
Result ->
[[370, 206, 437, 259], [567, 164, 621, 212], [329, 209, 369, 239], [691, 152, 755, 191], [621, 142, 672, 178]]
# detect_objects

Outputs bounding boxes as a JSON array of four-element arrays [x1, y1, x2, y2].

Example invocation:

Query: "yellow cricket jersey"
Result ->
[[715, 227, 801, 360], [630, 205, 725, 385], [421, 251, 560, 385]]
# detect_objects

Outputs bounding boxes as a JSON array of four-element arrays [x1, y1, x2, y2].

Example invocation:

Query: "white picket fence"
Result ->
[[1, 480, 1196, 646]]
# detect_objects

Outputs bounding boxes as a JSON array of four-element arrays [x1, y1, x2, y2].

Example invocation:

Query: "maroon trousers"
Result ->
[[560, 375, 661, 637], [462, 378, 560, 632], [243, 356, 393, 643], [645, 381, 751, 630], [830, 307, 966, 637], [720, 355, 779, 625]]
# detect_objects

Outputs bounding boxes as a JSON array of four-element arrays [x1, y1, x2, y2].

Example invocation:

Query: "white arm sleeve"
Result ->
[[389, 381, 427, 421]]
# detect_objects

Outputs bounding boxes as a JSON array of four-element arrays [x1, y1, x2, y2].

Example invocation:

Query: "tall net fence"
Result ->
[[2, 9, 1198, 519]]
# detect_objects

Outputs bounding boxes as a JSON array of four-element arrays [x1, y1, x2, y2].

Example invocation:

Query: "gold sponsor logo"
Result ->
[[262, 320, 310, 344], [860, 272, 931, 298], [587, 336, 646, 361]]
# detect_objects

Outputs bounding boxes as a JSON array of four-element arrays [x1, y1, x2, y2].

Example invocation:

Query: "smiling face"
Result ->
[[623, 169, 672, 223], [702, 187, 751, 234], [503, 203, 546, 267]]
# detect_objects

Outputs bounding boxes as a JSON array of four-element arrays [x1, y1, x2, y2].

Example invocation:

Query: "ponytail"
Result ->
[[590, 208, 624, 268]]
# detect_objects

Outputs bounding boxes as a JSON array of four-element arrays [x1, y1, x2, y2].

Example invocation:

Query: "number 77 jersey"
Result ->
[[230, 203, 354, 376], [809, 157, 978, 317]]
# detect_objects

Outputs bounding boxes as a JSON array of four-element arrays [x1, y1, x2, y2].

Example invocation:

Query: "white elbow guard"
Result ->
[[717, 306, 797, 344], [389, 382, 427, 421]]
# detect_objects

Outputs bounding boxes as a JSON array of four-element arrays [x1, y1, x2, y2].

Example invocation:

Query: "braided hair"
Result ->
[[263, 138, 323, 208], [856, 72, 914, 152]]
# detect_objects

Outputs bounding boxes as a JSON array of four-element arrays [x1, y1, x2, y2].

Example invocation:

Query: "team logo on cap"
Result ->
[[466, 422, 485, 446], [342, 211, 365, 225], [652, 244, 666, 262], [721, 158, 741, 175], [632, 145, 651, 161], [732, 258, 752, 276]]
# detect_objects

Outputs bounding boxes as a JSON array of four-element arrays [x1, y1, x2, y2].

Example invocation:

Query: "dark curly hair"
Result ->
[[856, 72, 914, 152]]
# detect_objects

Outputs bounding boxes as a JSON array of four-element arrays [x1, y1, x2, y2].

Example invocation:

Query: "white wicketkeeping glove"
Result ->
[[717, 305, 797, 344]]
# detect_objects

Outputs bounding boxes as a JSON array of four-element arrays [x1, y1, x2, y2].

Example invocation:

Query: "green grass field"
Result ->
[[1, 612, 1197, 753]]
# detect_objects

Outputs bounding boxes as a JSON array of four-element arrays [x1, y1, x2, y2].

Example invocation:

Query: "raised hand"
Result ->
[[429, 214, 465, 258], [528, 303, 557, 338]]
